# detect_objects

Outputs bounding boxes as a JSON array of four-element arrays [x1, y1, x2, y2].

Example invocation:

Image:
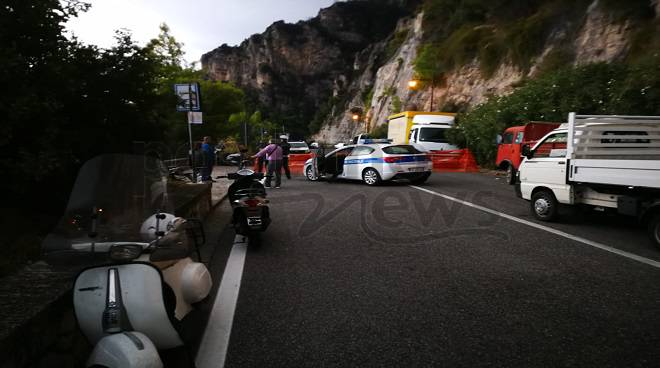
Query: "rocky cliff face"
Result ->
[[203, 0, 656, 143], [201, 0, 418, 138], [316, 0, 658, 143]]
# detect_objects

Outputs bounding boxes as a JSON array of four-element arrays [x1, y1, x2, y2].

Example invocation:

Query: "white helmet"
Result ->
[[279, 134, 288, 139], [140, 213, 178, 241]]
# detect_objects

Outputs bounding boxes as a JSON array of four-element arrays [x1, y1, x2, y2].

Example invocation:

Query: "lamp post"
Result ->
[[408, 76, 436, 111]]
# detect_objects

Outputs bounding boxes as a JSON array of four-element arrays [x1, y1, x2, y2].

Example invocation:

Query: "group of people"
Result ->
[[192, 135, 298, 188], [253, 136, 292, 188]]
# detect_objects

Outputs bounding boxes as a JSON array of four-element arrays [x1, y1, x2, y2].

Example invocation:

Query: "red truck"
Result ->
[[496, 122, 561, 184]]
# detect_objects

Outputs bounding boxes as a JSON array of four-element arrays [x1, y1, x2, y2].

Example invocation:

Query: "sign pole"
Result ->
[[187, 83, 195, 181], [175, 82, 201, 181]]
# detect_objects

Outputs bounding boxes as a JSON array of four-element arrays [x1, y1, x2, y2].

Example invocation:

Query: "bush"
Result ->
[[370, 122, 389, 138], [415, 0, 594, 79]]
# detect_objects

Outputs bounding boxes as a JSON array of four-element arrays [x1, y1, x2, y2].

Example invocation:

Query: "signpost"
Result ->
[[175, 83, 202, 181]]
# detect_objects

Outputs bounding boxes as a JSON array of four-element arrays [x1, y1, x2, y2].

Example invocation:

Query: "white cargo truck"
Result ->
[[387, 111, 458, 151], [516, 113, 660, 247]]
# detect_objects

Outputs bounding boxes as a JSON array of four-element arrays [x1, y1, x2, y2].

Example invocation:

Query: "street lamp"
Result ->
[[350, 107, 369, 132], [408, 76, 437, 111]]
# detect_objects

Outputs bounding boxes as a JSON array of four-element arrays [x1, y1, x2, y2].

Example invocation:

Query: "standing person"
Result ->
[[279, 135, 292, 179], [256, 140, 267, 173], [201, 136, 215, 182], [253, 138, 283, 188], [192, 141, 204, 182]]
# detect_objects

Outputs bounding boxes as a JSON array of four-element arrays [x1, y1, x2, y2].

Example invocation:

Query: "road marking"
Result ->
[[196, 234, 248, 368], [410, 185, 660, 269]]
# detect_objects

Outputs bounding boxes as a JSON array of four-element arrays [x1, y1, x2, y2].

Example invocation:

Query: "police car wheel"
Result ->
[[362, 168, 381, 186], [305, 166, 318, 181]]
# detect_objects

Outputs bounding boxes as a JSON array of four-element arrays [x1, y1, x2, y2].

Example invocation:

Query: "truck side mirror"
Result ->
[[521, 144, 533, 159], [496, 134, 502, 145]]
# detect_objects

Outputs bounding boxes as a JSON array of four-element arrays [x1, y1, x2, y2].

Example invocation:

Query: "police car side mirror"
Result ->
[[521, 144, 533, 159]]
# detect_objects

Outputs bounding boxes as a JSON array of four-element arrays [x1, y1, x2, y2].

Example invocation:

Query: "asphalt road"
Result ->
[[201, 172, 660, 368]]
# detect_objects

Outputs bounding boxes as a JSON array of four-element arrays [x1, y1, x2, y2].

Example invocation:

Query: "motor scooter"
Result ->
[[218, 164, 271, 245], [43, 154, 212, 368]]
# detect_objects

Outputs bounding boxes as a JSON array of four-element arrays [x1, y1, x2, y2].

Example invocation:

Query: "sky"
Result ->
[[65, 0, 336, 64]]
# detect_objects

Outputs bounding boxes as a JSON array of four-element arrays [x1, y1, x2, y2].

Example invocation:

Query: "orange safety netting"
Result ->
[[429, 149, 479, 172], [252, 153, 312, 175], [252, 151, 478, 174]]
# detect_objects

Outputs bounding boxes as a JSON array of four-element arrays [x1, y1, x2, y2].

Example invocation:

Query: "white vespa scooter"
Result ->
[[43, 154, 212, 368]]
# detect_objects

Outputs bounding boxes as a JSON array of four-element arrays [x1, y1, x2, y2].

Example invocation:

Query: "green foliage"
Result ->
[[0, 2, 247, 275], [414, 0, 595, 79], [370, 122, 389, 138], [451, 58, 660, 166], [384, 28, 409, 60], [391, 96, 403, 113], [361, 87, 374, 109], [309, 96, 338, 134], [600, 0, 656, 20]]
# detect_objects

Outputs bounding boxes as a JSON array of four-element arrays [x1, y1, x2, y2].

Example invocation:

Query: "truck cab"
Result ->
[[496, 122, 560, 184]]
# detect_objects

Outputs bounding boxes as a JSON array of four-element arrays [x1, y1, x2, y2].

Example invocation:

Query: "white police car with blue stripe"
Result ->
[[304, 142, 432, 185]]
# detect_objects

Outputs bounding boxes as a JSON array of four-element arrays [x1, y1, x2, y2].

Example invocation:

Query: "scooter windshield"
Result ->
[[43, 154, 173, 267]]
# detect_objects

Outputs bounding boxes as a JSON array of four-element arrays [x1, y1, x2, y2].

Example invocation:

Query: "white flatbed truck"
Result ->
[[516, 113, 660, 247]]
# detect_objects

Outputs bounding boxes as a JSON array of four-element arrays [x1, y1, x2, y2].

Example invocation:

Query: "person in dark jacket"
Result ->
[[279, 136, 292, 179], [201, 136, 215, 181]]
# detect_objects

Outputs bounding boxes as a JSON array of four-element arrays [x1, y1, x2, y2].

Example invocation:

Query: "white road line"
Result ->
[[410, 185, 660, 270], [196, 234, 248, 368]]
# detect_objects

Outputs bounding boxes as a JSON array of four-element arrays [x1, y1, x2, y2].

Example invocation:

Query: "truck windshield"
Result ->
[[419, 128, 448, 143]]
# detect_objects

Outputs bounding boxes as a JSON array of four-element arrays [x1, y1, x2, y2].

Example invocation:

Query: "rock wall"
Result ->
[[202, 0, 418, 138], [314, 0, 643, 143], [203, 0, 655, 144]]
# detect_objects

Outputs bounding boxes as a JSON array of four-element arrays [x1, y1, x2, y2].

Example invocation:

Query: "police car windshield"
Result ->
[[419, 127, 448, 143], [290, 142, 308, 147], [382, 145, 422, 154]]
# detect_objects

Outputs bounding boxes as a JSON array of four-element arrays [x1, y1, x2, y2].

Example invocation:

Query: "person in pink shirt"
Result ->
[[253, 138, 283, 188]]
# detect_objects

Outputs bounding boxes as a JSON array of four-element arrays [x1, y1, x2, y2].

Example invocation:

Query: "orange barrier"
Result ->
[[429, 149, 479, 172], [288, 153, 313, 174], [252, 153, 313, 175]]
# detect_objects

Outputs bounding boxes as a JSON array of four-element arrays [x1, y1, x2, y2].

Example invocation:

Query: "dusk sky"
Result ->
[[65, 0, 336, 64]]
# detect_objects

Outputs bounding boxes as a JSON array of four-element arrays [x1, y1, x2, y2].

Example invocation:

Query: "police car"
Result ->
[[304, 141, 432, 185]]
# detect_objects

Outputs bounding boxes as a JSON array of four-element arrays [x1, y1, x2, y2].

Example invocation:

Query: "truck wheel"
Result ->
[[506, 165, 516, 185], [362, 168, 381, 186], [305, 166, 318, 181], [531, 190, 558, 221], [648, 214, 660, 249]]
